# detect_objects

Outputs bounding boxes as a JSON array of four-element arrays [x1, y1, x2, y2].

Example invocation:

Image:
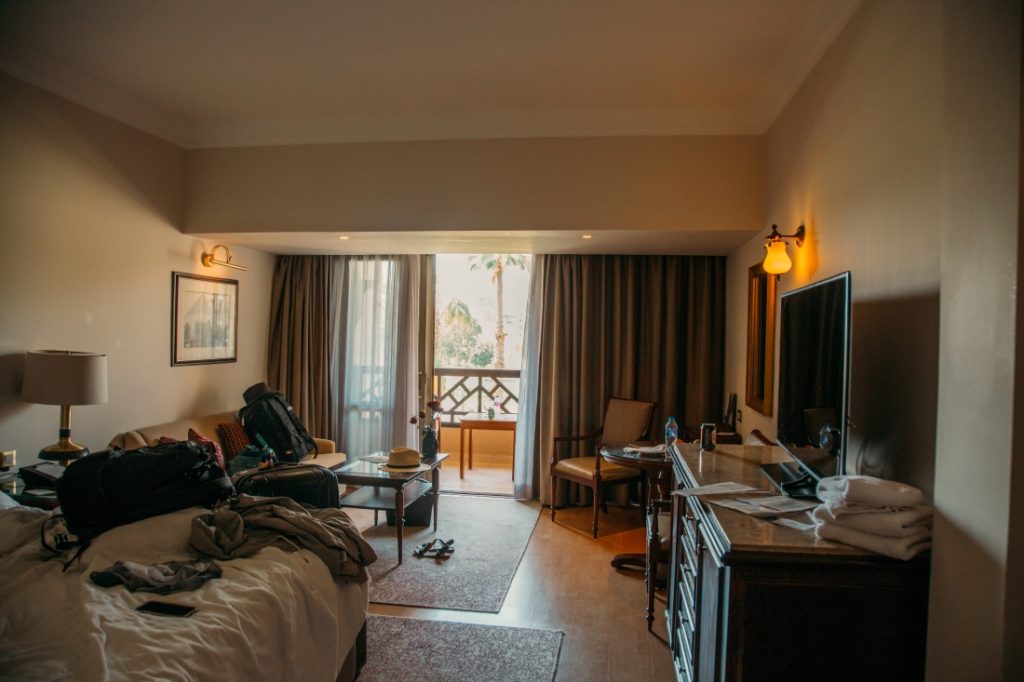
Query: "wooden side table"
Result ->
[[599, 446, 673, 571], [457, 413, 517, 479]]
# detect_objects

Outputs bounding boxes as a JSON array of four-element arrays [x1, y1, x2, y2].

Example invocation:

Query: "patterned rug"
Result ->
[[359, 494, 540, 612], [359, 615, 563, 682]]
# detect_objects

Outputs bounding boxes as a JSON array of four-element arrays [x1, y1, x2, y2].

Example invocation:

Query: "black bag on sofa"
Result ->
[[233, 463, 340, 509], [56, 440, 233, 543], [238, 384, 317, 463]]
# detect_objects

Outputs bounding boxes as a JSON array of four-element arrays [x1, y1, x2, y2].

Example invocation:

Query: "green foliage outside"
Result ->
[[435, 298, 494, 368]]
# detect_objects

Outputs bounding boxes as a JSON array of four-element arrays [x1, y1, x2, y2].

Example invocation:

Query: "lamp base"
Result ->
[[38, 439, 90, 467]]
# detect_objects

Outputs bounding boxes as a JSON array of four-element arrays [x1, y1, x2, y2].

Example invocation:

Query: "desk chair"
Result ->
[[550, 397, 656, 538]]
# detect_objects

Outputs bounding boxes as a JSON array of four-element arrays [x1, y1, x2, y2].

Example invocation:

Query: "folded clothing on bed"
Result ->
[[189, 494, 377, 583]]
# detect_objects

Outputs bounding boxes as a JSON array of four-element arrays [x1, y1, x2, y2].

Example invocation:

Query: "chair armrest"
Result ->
[[551, 430, 602, 464]]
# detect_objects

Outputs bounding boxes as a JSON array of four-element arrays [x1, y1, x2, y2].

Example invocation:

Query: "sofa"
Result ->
[[108, 410, 348, 471]]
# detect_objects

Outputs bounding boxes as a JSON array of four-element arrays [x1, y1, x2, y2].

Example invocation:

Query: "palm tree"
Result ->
[[468, 254, 528, 368]]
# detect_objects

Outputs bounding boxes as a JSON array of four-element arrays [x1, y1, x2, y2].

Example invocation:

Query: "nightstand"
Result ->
[[1, 475, 60, 510]]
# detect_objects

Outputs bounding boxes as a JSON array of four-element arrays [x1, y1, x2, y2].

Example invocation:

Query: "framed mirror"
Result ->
[[745, 263, 776, 415]]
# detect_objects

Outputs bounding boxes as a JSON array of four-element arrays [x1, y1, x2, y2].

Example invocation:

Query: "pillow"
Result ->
[[156, 435, 179, 445], [188, 428, 225, 470], [216, 421, 251, 462]]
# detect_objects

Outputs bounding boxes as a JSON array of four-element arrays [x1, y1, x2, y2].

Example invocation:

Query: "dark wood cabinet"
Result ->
[[667, 443, 930, 682]]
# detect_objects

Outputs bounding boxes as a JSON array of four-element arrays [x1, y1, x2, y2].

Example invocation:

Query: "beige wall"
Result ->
[[186, 135, 763, 234], [932, 0, 1021, 679], [724, 0, 1020, 678], [0, 73, 276, 466]]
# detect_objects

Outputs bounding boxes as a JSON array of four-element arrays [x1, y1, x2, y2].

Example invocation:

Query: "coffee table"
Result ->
[[334, 453, 448, 564]]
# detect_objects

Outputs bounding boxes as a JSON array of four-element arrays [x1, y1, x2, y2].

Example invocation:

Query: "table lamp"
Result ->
[[22, 350, 108, 464]]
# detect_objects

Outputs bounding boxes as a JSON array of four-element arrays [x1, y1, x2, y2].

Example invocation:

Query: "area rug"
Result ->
[[361, 494, 540, 612], [359, 615, 563, 682]]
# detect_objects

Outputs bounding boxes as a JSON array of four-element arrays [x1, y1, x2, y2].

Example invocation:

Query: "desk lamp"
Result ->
[[22, 350, 108, 465]]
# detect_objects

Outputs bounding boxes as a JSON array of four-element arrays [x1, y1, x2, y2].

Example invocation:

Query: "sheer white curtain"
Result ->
[[333, 255, 420, 457], [513, 255, 547, 500]]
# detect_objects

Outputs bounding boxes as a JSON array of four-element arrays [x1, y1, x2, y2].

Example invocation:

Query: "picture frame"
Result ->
[[171, 272, 238, 366]]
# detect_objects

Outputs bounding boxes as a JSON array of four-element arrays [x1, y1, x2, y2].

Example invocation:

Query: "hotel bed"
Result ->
[[0, 497, 367, 681]]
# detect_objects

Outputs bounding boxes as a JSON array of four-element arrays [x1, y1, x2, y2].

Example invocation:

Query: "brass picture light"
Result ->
[[201, 244, 247, 271]]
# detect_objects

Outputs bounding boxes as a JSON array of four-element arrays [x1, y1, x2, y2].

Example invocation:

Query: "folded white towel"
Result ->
[[815, 522, 931, 561], [816, 475, 925, 509], [811, 505, 933, 538]]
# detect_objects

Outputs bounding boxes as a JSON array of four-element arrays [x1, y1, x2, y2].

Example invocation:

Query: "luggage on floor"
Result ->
[[233, 463, 340, 509], [238, 384, 317, 463], [56, 440, 232, 543]]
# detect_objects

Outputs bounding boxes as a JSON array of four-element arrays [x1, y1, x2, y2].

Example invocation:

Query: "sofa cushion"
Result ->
[[217, 421, 252, 461], [189, 428, 225, 470]]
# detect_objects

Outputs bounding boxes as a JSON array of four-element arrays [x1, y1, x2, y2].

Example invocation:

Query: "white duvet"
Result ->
[[0, 504, 367, 682]]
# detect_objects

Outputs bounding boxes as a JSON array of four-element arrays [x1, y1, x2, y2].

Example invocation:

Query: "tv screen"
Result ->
[[775, 272, 851, 485]]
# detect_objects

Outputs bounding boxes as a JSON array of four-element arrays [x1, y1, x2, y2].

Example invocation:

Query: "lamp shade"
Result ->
[[22, 350, 108, 406], [762, 240, 793, 275]]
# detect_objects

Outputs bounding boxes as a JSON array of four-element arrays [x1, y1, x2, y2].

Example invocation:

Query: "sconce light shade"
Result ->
[[763, 240, 793, 275], [761, 224, 805, 276]]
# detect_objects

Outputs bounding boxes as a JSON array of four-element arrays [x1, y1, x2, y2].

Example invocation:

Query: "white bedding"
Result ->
[[0, 504, 367, 682]]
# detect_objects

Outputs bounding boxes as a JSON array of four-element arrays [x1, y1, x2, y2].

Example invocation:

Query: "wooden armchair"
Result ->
[[550, 397, 656, 538]]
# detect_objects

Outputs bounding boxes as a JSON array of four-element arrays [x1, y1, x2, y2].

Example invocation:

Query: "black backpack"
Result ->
[[238, 391, 317, 463], [55, 440, 233, 551]]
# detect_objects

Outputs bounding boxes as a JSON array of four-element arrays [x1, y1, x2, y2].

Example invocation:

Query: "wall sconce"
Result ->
[[762, 224, 805, 275], [201, 244, 247, 271]]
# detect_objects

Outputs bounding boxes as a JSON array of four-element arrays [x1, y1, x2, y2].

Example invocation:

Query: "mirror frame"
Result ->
[[745, 263, 776, 416]]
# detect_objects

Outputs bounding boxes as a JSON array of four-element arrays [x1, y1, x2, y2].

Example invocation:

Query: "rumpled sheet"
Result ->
[[0, 505, 367, 682]]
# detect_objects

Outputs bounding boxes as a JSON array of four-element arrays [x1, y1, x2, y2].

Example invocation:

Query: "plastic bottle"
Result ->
[[665, 416, 679, 448], [488, 397, 499, 420]]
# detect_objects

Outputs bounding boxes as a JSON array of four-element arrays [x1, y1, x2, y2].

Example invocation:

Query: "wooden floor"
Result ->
[[359, 498, 677, 681]]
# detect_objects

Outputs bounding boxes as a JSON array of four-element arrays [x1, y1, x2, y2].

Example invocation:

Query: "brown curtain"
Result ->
[[533, 255, 726, 506], [267, 255, 336, 441]]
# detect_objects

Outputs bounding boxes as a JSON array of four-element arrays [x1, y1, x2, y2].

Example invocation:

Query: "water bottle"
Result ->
[[664, 416, 679, 448]]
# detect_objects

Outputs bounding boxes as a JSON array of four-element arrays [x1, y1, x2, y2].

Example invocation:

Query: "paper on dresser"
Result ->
[[771, 516, 816, 532], [671, 482, 760, 497], [709, 495, 818, 518]]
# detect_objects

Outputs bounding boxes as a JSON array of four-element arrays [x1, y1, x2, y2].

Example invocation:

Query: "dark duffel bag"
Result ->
[[238, 386, 317, 463], [233, 463, 340, 509], [55, 440, 232, 547]]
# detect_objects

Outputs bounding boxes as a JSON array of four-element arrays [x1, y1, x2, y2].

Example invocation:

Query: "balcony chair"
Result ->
[[550, 397, 656, 538]]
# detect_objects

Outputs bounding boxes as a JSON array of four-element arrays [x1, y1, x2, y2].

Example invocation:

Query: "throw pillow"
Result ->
[[216, 421, 251, 462], [188, 428, 225, 470], [156, 436, 179, 445]]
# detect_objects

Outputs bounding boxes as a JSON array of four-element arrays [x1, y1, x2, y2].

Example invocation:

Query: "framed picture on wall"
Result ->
[[171, 272, 238, 366]]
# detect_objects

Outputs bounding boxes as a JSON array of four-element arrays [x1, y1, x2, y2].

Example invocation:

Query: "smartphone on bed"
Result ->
[[136, 601, 196, 618]]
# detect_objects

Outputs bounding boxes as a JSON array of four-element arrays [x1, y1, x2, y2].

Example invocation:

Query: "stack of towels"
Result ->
[[812, 475, 932, 561]]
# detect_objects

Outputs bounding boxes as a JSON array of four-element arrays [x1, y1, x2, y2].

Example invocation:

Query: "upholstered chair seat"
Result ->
[[553, 456, 639, 481]]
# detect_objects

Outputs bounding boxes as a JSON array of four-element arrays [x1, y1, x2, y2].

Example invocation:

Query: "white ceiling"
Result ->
[[0, 0, 861, 149]]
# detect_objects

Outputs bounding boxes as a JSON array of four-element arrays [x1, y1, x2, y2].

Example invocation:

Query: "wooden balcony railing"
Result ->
[[434, 367, 520, 424]]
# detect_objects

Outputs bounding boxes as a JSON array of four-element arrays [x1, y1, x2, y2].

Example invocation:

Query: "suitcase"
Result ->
[[233, 463, 340, 509]]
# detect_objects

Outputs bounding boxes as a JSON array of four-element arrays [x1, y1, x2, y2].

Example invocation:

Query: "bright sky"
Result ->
[[435, 254, 532, 369]]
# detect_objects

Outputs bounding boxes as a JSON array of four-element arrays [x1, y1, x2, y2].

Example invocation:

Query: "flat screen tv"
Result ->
[[761, 271, 852, 498]]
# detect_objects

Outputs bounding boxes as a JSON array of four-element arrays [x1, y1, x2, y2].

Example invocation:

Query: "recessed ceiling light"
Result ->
[[338, 235, 350, 240], [582, 234, 593, 239], [504, 232, 511, 237]]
